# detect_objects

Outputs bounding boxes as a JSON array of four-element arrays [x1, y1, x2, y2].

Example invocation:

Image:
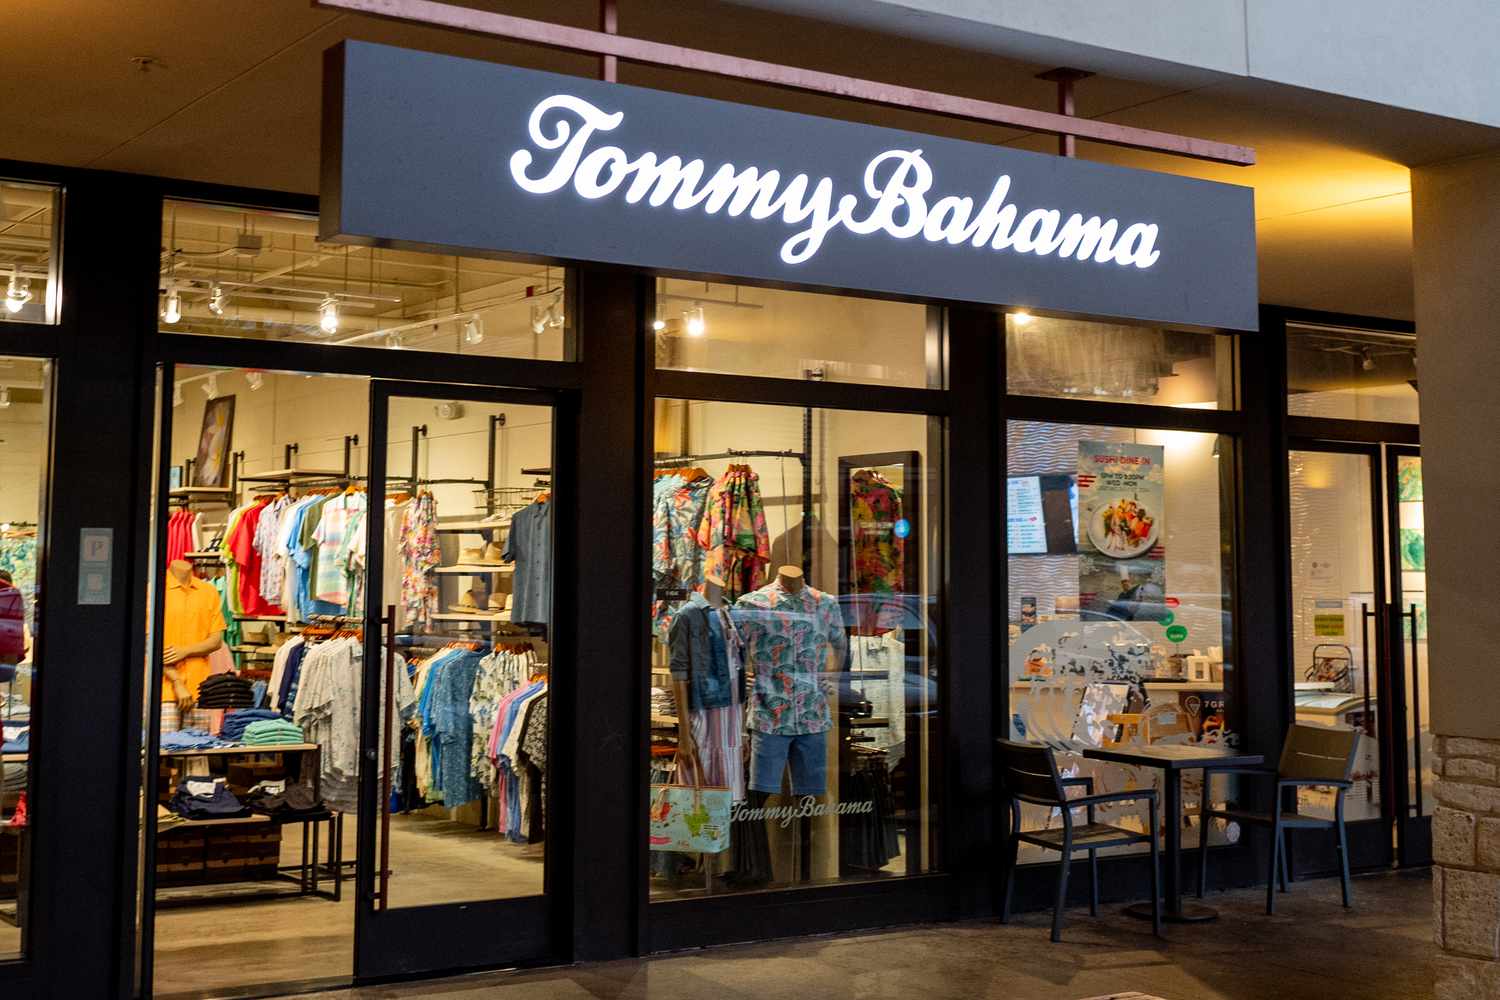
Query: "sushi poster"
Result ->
[[1077, 441, 1167, 621]]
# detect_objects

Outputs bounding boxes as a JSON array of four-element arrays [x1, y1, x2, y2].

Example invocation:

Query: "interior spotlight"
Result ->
[[386, 330, 404, 350], [203, 373, 220, 398], [462, 314, 485, 346], [685, 303, 706, 338], [4, 271, 31, 315], [0, 387, 11, 409], [1012, 310, 1033, 326], [530, 301, 548, 335], [1360, 348, 1375, 371], [318, 295, 340, 335], [208, 284, 226, 316], [162, 285, 182, 324], [246, 371, 264, 391], [546, 294, 564, 330], [651, 318, 666, 332]]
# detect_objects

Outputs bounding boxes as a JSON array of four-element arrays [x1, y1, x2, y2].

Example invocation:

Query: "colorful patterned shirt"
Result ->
[[696, 466, 770, 602], [735, 581, 847, 736], [849, 469, 906, 635]]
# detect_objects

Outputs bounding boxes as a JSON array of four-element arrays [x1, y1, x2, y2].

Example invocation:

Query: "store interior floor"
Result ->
[[153, 812, 543, 998], [277, 868, 1433, 1000]]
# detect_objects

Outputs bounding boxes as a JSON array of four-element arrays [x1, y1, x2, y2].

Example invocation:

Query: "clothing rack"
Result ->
[[654, 444, 814, 574]]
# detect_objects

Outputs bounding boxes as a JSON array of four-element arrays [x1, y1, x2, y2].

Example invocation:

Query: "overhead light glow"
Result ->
[[1012, 310, 1033, 326], [208, 284, 226, 316], [0, 387, 11, 409], [246, 371, 264, 391], [386, 330, 404, 350], [4, 272, 31, 315], [651, 318, 666, 332], [162, 286, 182, 324], [463, 314, 485, 345], [685, 303, 706, 337], [319, 295, 340, 335]]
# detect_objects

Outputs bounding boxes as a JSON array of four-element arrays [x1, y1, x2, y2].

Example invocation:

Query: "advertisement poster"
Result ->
[[1077, 441, 1166, 620], [1007, 476, 1047, 554]]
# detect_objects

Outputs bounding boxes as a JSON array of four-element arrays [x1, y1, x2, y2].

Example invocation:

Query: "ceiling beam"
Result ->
[[314, 0, 1255, 166]]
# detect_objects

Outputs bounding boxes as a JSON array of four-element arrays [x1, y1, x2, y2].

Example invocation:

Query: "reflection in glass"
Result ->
[[648, 400, 942, 897], [0, 182, 58, 325], [1286, 324, 1418, 423], [160, 201, 571, 361], [1006, 420, 1237, 862]]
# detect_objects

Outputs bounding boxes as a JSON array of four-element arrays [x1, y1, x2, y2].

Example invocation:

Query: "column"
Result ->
[[1412, 150, 1500, 999]]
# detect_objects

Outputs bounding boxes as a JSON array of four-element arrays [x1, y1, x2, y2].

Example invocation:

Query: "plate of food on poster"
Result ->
[[1086, 496, 1159, 559]]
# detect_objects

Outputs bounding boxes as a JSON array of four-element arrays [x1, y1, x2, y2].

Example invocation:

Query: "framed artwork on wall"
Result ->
[[193, 395, 235, 487]]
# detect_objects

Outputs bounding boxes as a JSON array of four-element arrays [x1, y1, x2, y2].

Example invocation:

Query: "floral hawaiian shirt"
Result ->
[[735, 581, 847, 736], [849, 469, 906, 635], [696, 466, 771, 602]]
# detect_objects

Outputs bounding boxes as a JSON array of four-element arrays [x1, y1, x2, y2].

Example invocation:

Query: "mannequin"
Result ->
[[162, 559, 227, 712], [775, 565, 804, 593], [672, 574, 732, 782]]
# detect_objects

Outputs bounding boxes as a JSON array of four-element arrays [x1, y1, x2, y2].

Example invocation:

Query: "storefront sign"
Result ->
[[1076, 441, 1166, 620], [322, 42, 1258, 331]]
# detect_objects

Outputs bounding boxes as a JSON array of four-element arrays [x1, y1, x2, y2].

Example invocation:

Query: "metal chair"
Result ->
[[1197, 723, 1360, 914], [997, 739, 1162, 941]]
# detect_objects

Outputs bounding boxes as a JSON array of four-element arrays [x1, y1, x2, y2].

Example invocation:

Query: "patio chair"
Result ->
[[1196, 723, 1360, 914], [997, 739, 1161, 941]]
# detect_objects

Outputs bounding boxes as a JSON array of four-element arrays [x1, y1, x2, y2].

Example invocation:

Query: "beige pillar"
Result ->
[[1412, 150, 1500, 999]]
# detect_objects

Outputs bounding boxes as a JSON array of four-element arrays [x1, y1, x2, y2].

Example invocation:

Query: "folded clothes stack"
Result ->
[[244, 780, 324, 818], [241, 719, 305, 746], [650, 686, 677, 718], [160, 728, 231, 751], [169, 777, 250, 820], [196, 673, 256, 709], [220, 708, 281, 742]]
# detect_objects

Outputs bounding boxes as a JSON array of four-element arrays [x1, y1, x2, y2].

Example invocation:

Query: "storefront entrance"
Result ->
[[1287, 440, 1430, 872]]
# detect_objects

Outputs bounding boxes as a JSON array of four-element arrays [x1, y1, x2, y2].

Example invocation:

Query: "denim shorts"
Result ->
[[749, 731, 828, 796]]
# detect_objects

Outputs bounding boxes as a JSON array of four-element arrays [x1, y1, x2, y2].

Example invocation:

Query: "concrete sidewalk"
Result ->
[[295, 869, 1433, 1000]]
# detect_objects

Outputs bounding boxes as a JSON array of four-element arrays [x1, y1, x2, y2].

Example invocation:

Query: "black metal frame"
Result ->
[[0, 156, 1433, 999], [1385, 442, 1431, 866]]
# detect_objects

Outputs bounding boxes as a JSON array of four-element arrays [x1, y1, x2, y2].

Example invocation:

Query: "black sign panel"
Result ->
[[322, 42, 1258, 331]]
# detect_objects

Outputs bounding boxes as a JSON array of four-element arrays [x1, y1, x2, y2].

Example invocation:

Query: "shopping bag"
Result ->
[[648, 757, 731, 854]]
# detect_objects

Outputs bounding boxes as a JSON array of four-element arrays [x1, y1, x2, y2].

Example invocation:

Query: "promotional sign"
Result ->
[[322, 42, 1258, 331], [1076, 441, 1166, 620]]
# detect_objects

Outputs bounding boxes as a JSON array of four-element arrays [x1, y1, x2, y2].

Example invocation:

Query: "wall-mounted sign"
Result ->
[[322, 42, 1258, 331]]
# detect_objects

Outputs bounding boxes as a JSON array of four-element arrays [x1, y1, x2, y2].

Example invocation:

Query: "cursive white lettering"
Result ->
[[507, 94, 1162, 270]]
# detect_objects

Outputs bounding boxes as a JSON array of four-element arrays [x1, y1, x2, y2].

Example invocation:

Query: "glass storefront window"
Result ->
[[1, 182, 60, 325], [1007, 314, 1236, 408], [648, 399, 942, 895], [1006, 419, 1237, 861], [160, 201, 572, 360], [0, 357, 51, 957], [654, 278, 938, 388], [1286, 323, 1418, 423]]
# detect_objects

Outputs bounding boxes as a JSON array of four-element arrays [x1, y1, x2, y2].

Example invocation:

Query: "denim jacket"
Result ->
[[667, 594, 742, 710]]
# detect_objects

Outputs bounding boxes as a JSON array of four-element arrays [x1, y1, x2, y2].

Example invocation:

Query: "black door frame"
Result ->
[[355, 378, 570, 979], [1285, 438, 1395, 871]]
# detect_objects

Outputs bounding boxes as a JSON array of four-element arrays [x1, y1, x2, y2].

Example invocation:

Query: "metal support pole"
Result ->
[[1037, 68, 1093, 158], [410, 424, 428, 493]]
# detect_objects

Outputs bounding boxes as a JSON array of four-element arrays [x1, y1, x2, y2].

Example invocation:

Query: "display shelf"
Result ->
[[1007, 679, 1226, 692], [161, 743, 319, 757], [169, 487, 234, 500], [233, 614, 287, 622], [183, 551, 224, 561], [163, 813, 272, 828], [431, 612, 511, 623], [433, 565, 513, 575], [435, 520, 511, 533], [651, 713, 679, 728], [230, 645, 276, 658]]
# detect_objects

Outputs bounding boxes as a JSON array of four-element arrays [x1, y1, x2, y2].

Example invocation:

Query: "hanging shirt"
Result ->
[[255, 495, 292, 607], [696, 467, 771, 602], [503, 500, 552, 626], [735, 580, 846, 736], [849, 469, 906, 636], [313, 492, 364, 608], [400, 493, 440, 631]]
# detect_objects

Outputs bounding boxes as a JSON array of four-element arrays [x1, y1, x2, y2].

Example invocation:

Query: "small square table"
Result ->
[[1082, 743, 1264, 922]]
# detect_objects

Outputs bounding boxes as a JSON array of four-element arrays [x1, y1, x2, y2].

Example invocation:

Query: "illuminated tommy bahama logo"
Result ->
[[509, 94, 1163, 270]]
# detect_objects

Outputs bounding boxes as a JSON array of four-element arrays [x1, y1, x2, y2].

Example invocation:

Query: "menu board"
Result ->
[[1007, 476, 1047, 554]]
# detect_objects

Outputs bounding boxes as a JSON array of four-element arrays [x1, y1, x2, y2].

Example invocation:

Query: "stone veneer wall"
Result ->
[[1432, 735, 1500, 998]]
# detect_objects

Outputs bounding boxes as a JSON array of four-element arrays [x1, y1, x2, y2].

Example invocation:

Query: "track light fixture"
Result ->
[[462, 314, 485, 346], [246, 371, 264, 391], [0, 387, 11, 409], [685, 303, 706, 337], [172, 382, 183, 408], [208, 284, 226, 317], [203, 373, 219, 399], [319, 295, 340, 335], [4, 270, 31, 315], [160, 284, 182, 325], [530, 301, 548, 336], [386, 330, 404, 350], [1360, 348, 1376, 371]]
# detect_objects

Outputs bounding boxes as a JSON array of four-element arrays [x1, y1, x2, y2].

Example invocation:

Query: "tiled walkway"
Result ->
[[291, 869, 1434, 1000]]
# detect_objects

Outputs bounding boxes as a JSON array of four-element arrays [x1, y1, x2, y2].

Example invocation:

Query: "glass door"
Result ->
[[355, 380, 560, 978], [1287, 444, 1393, 869], [1386, 445, 1431, 865]]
